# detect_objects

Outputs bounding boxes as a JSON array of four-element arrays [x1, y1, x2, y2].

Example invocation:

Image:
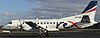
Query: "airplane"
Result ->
[[0, 1, 98, 36]]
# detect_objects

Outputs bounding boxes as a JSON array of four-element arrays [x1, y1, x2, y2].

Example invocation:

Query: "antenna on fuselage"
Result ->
[[36, 18, 39, 20]]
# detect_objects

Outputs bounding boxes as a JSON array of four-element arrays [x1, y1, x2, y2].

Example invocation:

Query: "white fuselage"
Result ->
[[2, 18, 77, 31]]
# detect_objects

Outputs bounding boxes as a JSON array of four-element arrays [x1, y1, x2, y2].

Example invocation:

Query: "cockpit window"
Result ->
[[8, 22, 12, 24]]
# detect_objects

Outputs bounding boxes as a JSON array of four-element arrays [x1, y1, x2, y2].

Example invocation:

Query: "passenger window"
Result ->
[[53, 22, 55, 24], [41, 22, 42, 24], [47, 22, 49, 24], [37, 22, 39, 24], [44, 22, 46, 24], [50, 22, 52, 24]]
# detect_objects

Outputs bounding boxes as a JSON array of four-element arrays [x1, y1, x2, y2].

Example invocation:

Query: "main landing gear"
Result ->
[[38, 28, 49, 37]]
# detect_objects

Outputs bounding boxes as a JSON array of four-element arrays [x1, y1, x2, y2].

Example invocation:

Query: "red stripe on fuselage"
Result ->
[[87, 8, 96, 12], [84, 8, 96, 14]]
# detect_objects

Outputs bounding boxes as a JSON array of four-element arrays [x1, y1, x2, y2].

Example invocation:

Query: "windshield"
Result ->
[[8, 22, 12, 24]]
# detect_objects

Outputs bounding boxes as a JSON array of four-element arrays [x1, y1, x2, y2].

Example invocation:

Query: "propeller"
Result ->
[[18, 19, 24, 30], [18, 19, 33, 31]]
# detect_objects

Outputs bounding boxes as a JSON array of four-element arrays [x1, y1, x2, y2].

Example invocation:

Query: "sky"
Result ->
[[0, 0, 99, 25]]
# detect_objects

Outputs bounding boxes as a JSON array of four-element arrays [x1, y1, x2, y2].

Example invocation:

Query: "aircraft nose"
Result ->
[[0, 25, 10, 30], [1, 26, 6, 29], [0, 26, 5, 29]]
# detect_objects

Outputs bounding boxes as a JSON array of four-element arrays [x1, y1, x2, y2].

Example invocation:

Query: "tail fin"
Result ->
[[81, 1, 97, 23]]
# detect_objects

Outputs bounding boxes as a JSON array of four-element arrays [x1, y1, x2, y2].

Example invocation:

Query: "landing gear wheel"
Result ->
[[38, 28, 49, 37], [38, 28, 42, 37], [43, 29, 49, 36]]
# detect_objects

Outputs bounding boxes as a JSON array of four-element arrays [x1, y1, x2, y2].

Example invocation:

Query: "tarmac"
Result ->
[[0, 29, 100, 38]]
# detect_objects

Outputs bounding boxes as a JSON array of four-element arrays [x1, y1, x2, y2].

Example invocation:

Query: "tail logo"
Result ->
[[82, 1, 97, 14]]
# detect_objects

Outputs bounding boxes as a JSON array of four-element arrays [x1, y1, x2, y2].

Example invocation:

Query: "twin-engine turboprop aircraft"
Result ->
[[1, 1, 98, 36]]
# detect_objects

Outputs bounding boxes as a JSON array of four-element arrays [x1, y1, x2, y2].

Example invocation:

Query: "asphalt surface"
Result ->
[[0, 29, 99, 38]]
